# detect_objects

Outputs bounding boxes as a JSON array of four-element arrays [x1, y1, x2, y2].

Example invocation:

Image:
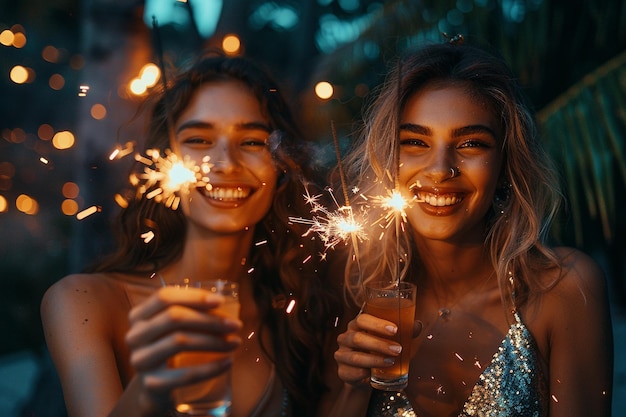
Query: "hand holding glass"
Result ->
[[365, 280, 416, 391], [168, 279, 240, 416]]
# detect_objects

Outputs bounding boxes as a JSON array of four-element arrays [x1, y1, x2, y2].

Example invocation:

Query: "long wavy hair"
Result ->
[[341, 41, 563, 313], [86, 52, 340, 416]]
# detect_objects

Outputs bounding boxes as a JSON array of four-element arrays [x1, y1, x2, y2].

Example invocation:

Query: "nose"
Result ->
[[424, 145, 457, 183], [211, 142, 241, 174]]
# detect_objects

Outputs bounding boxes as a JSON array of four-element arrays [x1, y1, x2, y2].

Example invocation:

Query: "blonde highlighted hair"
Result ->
[[339, 41, 563, 310]]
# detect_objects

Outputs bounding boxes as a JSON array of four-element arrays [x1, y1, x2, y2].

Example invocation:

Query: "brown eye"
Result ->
[[181, 137, 213, 146], [241, 139, 267, 147], [400, 138, 427, 147], [458, 139, 491, 149]]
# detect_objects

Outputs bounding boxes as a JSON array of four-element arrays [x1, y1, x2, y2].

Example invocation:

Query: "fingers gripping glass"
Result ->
[[365, 281, 416, 391]]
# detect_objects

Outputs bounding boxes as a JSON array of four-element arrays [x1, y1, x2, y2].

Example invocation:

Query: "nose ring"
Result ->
[[449, 167, 460, 179]]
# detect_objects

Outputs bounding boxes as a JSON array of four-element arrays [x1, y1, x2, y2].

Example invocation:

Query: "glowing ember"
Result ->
[[76, 205, 99, 220], [141, 230, 155, 243], [78, 85, 89, 97], [108, 141, 135, 160]]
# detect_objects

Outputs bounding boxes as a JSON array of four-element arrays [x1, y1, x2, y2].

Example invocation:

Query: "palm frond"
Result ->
[[537, 50, 626, 244]]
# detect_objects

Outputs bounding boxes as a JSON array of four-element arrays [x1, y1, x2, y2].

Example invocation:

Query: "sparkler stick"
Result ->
[[331, 121, 366, 252], [392, 59, 405, 287], [289, 121, 368, 304], [331, 120, 351, 207]]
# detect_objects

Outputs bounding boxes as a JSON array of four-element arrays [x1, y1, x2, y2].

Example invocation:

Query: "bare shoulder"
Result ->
[[534, 251, 613, 415], [548, 246, 608, 301], [42, 272, 122, 311], [533, 246, 610, 333], [41, 272, 130, 336]]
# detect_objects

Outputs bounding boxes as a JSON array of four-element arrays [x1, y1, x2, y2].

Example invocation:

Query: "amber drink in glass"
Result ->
[[365, 280, 416, 390], [168, 280, 240, 416]]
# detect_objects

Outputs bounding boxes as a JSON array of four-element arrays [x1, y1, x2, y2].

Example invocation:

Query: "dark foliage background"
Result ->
[[0, 0, 624, 415]]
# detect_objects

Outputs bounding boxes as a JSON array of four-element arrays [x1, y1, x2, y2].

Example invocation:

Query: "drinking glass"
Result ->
[[365, 280, 416, 391], [168, 279, 240, 416]]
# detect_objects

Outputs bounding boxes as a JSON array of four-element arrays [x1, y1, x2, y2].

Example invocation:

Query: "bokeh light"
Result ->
[[16, 194, 39, 215], [8, 128, 26, 144], [129, 79, 148, 95], [42, 45, 60, 63], [10, 65, 30, 84], [315, 81, 334, 100], [0, 30, 14, 46], [38, 124, 54, 140], [140, 63, 160, 87], [49, 73, 65, 90], [62, 182, 79, 198], [61, 199, 79, 215], [90, 103, 107, 120], [129, 63, 161, 96], [222, 34, 241, 55], [11, 32, 26, 48], [52, 130, 75, 150], [0, 195, 7, 212]]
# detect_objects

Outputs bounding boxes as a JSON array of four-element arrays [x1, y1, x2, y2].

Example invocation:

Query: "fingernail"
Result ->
[[385, 325, 397, 334], [383, 357, 395, 365], [389, 345, 402, 354]]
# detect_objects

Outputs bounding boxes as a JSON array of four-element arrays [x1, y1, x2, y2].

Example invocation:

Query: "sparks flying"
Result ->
[[371, 188, 411, 229], [289, 186, 368, 251], [130, 148, 213, 209]]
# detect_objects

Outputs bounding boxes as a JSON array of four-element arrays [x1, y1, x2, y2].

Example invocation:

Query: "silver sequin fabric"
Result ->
[[460, 311, 548, 416], [367, 312, 548, 417], [367, 390, 416, 417]]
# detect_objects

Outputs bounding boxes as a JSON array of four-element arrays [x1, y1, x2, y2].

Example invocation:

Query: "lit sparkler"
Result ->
[[130, 148, 213, 209], [371, 187, 411, 231], [289, 185, 368, 252], [289, 120, 370, 254]]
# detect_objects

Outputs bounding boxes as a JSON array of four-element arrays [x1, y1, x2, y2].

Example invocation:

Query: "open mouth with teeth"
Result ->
[[416, 192, 463, 207], [200, 186, 252, 202]]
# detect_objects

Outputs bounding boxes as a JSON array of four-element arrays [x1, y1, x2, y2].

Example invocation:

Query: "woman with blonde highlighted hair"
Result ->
[[331, 40, 613, 417]]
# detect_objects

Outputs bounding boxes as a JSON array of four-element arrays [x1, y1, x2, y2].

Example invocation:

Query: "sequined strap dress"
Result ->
[[367, 311, 549, 417]]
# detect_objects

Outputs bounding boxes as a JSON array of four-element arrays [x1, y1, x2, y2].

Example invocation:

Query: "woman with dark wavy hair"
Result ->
[[41, 53, 342, 417], [331, 40, 613, 416]]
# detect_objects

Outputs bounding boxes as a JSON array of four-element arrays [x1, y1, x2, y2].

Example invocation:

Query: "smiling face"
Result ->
[[398, 82, 504, 244], [173, 80, 278, 235]]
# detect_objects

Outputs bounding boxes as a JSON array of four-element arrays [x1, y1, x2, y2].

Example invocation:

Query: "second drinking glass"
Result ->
[[365, 280, 416, 391]]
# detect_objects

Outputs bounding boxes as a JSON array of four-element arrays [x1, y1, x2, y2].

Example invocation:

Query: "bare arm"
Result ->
[[546, 249, 613, 417], [41, 274, 129, 417], [41, 276, 241, 417]]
